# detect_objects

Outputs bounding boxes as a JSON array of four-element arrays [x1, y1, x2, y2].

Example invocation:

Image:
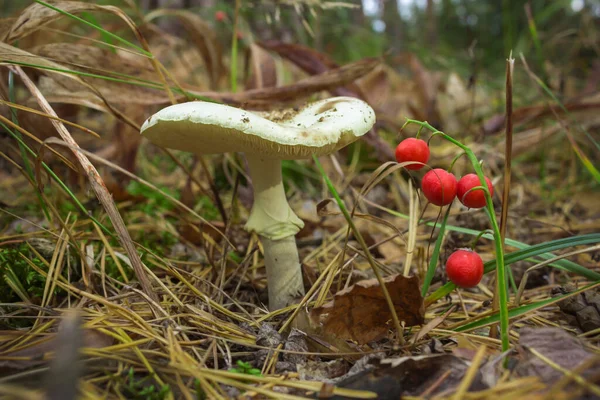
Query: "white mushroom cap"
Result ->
[[140, 97, 375, 159]]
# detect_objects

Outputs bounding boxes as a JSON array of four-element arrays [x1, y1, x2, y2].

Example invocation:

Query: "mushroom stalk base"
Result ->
[[261, 235, 304, 310], [245, 154, 305, 310]]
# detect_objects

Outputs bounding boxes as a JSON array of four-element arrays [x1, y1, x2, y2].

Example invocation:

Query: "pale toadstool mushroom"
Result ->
[[141, 97, 376, 310]]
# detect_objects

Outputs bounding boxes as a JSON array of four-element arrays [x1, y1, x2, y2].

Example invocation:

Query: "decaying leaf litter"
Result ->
[[0, 1, 599, 399]]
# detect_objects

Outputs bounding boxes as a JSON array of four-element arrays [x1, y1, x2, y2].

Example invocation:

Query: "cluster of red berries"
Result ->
[[395, 138, 493, 208], [395, 137, 492, 288]]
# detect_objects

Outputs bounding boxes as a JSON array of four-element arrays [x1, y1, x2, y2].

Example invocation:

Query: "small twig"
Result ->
[[491, 53, 514, 338], [419, 369, 453, 398]]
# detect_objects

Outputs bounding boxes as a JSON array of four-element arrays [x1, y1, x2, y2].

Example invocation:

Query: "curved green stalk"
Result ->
[[421, 205, 451, 297]]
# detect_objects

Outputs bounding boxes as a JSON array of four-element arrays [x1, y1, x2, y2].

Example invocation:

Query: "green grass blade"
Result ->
[[8, 71, 51, 222], [378, 205, 592, 274], [0, 121, 113, 236], [427, 233, 600, 303], [422, 206, 451, 297], [455, 282, 600, 332]]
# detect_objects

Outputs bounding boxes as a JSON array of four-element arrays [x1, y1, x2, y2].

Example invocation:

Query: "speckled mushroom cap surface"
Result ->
[[140, 97, 376, 159]]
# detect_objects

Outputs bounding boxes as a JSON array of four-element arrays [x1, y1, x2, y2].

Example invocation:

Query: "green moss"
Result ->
[[0, 243, 61, 304]]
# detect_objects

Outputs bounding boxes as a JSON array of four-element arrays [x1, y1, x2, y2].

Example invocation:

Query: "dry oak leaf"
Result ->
[[310, 274, 424, 344]]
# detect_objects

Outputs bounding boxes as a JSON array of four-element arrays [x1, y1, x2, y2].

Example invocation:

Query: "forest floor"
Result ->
[[0, 1, 600, 399]]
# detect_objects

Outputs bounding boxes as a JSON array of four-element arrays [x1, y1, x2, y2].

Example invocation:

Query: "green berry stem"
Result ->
[[459, 184, 491, 204], [415, 125, 424, 139], [470, 229, 495, 250], [448, 151, 467, 172], [403, 118, 510, 354]]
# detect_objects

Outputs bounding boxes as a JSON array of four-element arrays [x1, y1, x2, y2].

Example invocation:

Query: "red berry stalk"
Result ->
[[402, 118, 509, 353]]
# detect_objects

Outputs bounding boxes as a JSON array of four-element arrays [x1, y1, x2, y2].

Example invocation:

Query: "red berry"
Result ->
[[421, 169, 457, 206], [215, 10, 226, 21], [446, 249, 484, 288], [457, 174, 493, 209], [395, 138, 430, 170]]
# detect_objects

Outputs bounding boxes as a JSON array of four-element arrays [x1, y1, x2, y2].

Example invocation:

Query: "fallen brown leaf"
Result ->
[[245, 43, 277, 90], [333, 354, 487, 398], [516, 327, 600, 385], [259, 40, 339, 74], [310, 274, 424, 344]]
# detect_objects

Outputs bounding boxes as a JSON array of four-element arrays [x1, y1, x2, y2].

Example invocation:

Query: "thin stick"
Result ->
[[491, 54, 514, 339]]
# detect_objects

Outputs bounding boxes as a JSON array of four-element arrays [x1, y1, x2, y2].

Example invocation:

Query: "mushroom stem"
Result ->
[[245, 154, 305, 310]]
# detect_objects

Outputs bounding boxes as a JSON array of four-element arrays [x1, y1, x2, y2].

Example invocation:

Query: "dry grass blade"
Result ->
[[0, 99, 100, 137], [0, 42, 146, 130], [10, 65, 159, 306], [0, 42, 70, 72], [32, 43, 170, 105], [0, 18, 16, 42], [6, 0, 179, 105], [37, 136, 236, 250], [452, 345, 487, 399], [500, 55, 514, 255]]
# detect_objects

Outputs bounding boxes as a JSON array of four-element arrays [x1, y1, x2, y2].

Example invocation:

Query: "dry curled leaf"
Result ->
[[259, 40, 338, 74], [6, 1, 126, 43], [310, 274, 424, 344]]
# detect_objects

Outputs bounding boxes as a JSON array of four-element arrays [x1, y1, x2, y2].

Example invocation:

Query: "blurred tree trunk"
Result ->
[[426, 0, 437, 46], [350, 2, 364, 25], [383, 0, 403, 50]]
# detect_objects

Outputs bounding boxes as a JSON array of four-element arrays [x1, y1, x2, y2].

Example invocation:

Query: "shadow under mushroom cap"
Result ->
[[140, 97, 376, 159]]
